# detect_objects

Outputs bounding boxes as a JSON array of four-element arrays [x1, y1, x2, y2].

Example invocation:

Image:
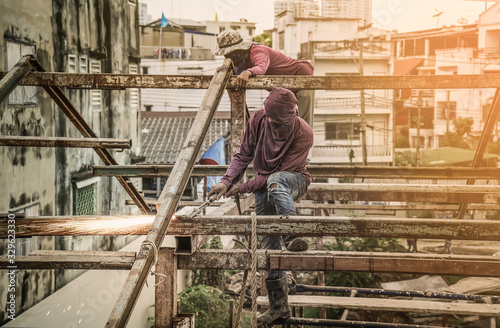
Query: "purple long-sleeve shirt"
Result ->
[[221, 109, 313, 194], [246, 44, 314, 76]]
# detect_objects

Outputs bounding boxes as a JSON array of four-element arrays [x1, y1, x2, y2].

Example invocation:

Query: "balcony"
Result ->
[[140, 46, 214, 60], [299, 40, 392, 60], [310, 145, 393, 164]]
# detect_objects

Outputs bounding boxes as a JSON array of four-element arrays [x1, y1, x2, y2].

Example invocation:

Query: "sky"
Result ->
[[144, 0, 497, 34]]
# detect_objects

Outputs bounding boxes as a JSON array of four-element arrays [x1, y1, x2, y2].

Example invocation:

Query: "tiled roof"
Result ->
[[141, 112, 230, 163]]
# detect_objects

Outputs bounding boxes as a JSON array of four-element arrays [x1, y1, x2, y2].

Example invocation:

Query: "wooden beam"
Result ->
[[0, 55, 33, 103], [94, 165, 500, 179], [0, 136, 131, 149], [5, 215, 500, 240], [155, 248, 176, 328], [0, 250, 135, 270], [293, 203, 500, 211], [305, 183, 500, 204], [177, 249, 500, 277], [28, 56, 150, 214], [106, 59, 233, 328], [257, 295, 500, 317], [4, 71, 500, 90], [458, 89, 500, 219]]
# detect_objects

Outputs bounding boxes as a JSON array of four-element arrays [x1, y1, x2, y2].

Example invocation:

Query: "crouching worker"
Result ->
[[208, 87, 313, 324]]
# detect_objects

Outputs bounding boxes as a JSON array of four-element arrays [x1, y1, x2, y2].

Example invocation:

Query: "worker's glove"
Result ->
[[208, 182, 228, 200], [225, 185, 240, 198]]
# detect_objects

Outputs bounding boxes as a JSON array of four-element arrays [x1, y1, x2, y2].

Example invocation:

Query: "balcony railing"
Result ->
[[140, 46, 214, 60], [311, 145, 393, 163], [316, 94, 392, 110], [299, 40, 391, 60]]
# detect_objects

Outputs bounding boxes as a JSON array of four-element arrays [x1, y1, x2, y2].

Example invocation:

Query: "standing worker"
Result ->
[[208, 88, 314, 324], [215, 29, 315, 128]]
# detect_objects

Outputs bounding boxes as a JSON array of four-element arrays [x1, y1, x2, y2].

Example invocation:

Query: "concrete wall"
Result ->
[[0, 0, 142, 324]]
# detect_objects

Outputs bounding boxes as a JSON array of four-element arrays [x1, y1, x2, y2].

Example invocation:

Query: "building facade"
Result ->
[[321, 0, 372, 23], [0, 0, 142, 323]]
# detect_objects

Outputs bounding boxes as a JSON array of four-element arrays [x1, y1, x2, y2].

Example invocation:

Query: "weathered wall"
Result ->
[[0, 0, 57, 323], [0, 0, 142, 324]]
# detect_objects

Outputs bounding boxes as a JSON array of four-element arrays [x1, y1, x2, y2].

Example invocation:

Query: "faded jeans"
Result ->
[[255, 171, 309, 280]]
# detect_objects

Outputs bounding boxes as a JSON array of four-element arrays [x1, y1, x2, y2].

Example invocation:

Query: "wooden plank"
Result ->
[[106, 59, 233, 328], [5, 215, 500, 240], [294, 203, 500, 211], [0, 251, 135, 270], [94, 165, 500, 179], [5, 71, 500, 90], [256, 296, 500, 317], [305, 183, 500, 204], [177, 250, 500, 277], [0, 136, 131, 149]]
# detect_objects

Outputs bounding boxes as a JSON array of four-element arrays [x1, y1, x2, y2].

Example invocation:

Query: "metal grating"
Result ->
[[74, 183, 98, 215]]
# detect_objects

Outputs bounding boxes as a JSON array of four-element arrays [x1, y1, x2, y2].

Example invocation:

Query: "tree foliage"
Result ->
[[441, 117, 473, 149], [178, 285, 231, 328], [253, 31, 272, 47]]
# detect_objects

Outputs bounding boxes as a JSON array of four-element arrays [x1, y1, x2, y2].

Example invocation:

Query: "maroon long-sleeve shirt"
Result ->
[[246, 44, 314, 76], [221, 109, 313, 194]]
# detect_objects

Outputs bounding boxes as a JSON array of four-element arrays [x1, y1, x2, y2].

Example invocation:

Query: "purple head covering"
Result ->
[[256, 88, 299, 173]]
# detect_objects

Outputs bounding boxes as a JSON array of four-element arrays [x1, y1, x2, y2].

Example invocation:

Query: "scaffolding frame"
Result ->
[[2, 56, 500, 327]]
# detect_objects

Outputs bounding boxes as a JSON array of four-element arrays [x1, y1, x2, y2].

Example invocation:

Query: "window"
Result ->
[[144, 105, 153, 111], [90, 60, 102, 112], [142, 66, 149, 74], [79, 56, 88, 73], [68, 54, 77, 73], [9, 202, 40, 256], [129, 64, 139, 110], [279, 32, 285, 50], [74, 178, 99, 215], [6, 40, 37, 106], [178, 66, 203, 75], [325, 122, 360, 140]]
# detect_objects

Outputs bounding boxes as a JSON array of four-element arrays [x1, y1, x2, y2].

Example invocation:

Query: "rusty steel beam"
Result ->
[[0, 55, 33, 103], [0, 136, 131, 149], [3, 71, 500, 90], [305, 183, 500, 204], [177, 249, 500, 277], [458, 89, 500, 219], [0, 250, 135, 270], [5, 215, 500, 241], [27, 56, 150, 214], [106, 59, 233, 328], [94, 165, 500, 179], [155, 248, 177, 328], [227, 89, 247, 157]]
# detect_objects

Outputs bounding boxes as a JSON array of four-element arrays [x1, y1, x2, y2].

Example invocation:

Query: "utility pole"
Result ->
[[446, 90, 450, 133], [416, 91, 422, 167], [359, 41, 368, 166]]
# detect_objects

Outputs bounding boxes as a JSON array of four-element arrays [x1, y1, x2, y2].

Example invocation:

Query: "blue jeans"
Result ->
[[255, 171, 309, 280]]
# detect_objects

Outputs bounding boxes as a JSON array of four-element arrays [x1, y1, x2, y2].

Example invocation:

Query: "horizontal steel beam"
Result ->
[[3, 72, 500, 90], [5, 215, 500, 241], [306, 183, 500, 204], [93, 165, 500, 179], [0, 136, 131, 149], [177, 249, 500, 277], [274, 318, 440, 328], [0, 250, 135, 270]]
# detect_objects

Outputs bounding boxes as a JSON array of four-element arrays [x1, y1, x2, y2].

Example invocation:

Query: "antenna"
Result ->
[[432, 9, 444, 28]]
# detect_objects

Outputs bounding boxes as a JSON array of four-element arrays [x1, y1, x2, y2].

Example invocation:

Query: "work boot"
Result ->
[[257, 276, 291, 324], [285, 237, 309, 252]]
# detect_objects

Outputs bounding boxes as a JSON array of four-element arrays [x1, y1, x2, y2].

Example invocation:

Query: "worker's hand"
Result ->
[[235, 70, 252, 89], [225, 185, 240, 198], [208, 182, 228, 200]]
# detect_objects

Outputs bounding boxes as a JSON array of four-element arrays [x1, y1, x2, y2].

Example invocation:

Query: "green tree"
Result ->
[[178, 285, 231, 327], [253, 31, 272, 47], [442, 117, 473, 149]]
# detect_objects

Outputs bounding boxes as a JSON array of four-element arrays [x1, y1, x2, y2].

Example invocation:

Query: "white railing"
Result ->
[[311, 145, 392, 163]]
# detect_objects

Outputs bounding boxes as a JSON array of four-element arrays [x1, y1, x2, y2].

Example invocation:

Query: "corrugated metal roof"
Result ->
[[141, 116, 230, 163]]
